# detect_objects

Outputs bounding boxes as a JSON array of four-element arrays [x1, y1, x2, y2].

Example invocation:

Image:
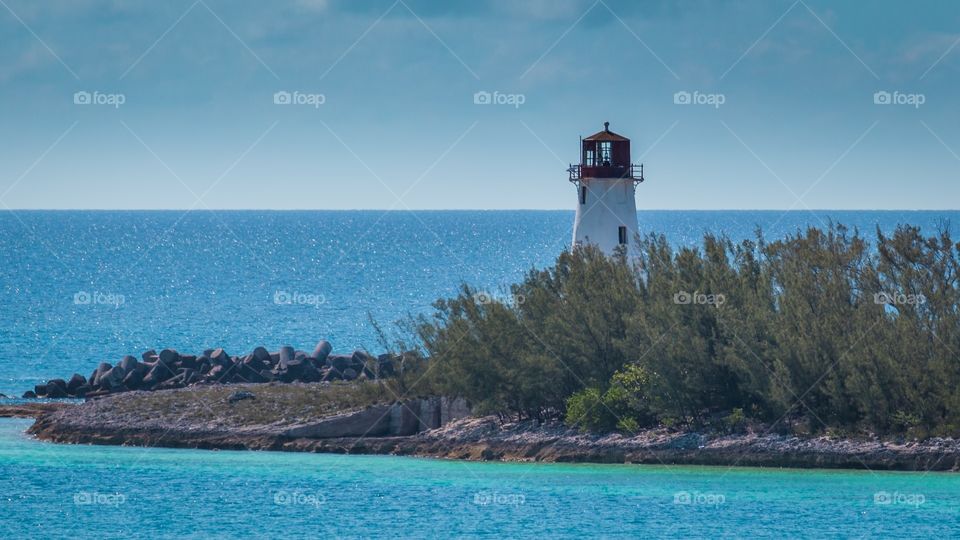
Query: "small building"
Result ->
[[568, 122, 645, 254]]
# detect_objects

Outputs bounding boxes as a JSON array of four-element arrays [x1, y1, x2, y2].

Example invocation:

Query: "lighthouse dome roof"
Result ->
[[583, 122, 629, 142]]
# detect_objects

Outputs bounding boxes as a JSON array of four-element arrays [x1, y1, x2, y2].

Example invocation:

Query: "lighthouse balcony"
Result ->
[[568, 164, 644, 183]]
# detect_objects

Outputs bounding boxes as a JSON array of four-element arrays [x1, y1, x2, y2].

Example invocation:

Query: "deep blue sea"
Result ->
[[2, 210, 960, 538], [3, 210, 958, 396]]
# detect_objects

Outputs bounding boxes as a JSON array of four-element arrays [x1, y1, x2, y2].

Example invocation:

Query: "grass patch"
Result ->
[[95, 381, 393, 429]]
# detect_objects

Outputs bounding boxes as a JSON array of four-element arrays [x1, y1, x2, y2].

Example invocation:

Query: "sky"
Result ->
[[0, 0, 958, 210]]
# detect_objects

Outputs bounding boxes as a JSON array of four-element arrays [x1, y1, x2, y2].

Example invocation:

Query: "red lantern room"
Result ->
[[568, 122, 643, 182]]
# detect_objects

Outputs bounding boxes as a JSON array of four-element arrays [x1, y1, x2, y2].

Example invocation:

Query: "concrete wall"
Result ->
[[283, 397, 471, 439]]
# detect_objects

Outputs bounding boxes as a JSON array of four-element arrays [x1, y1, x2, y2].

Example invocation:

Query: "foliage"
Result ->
[[564, 363, 656, 433], [415, 224, 960, 437]]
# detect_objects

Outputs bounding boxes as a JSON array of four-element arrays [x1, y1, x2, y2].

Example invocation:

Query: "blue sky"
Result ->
[[1, 0, 958, 209]]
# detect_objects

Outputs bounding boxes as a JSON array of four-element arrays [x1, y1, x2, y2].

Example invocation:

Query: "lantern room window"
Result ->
[[599, 142, 612, 166], [569, 122, 644, 182]]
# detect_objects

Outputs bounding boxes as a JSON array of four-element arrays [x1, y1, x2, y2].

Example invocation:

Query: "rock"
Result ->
[[241, 354, 262, 369], [351, 350, 372, 366], [279, 346, 296, 367], [98, 368, 124, 390], [122, 369, 144, 390], [158, 349, 179, 367], [119, 355, 139, 373], [73, 385, 91, 398], [279, 348, 305, 380], [197, 356, 212, 373], [45, 382, 67, 399], [181, 369, 199, 386], [21, 391, 37, 399], [312, 340, 333, 362], [156, 372, 186, 390], [143, 363, 174, 386], [328, 355, 351, 373], [377, 354, 396, 377], [23, 342, 407, 398], [178, 355, 199, 370], [66, 374, 87, 394], [252, 346, 271, 363], [227, 391, 255, 403], [300, 363, 321, 383], [209, 348, 231, 367], [270, 367, 295, 383], [92, 362, 112, 387], [237, 363, 267, 383], [205, 364, 227, 382]]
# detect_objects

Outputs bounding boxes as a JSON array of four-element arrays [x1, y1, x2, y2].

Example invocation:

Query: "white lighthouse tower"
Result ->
[[569, 122, 645, 254]]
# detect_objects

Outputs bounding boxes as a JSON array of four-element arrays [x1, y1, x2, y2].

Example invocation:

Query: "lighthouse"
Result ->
[[569, 122, 645, 254]]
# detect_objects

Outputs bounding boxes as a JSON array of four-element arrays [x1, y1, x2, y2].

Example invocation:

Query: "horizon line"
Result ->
[[0, 208, 958, 212]]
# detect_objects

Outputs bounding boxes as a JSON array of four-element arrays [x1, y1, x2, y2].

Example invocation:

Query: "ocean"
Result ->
[[1, 418, 957, 538], [2, 210, 959, 538], [3, 210, 958, 396]]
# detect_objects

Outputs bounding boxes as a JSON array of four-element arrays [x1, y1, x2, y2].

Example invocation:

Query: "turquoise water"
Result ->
[[1, 419, 957, 538], [3, 210, 960, 537], [2, 210, 958, 396]]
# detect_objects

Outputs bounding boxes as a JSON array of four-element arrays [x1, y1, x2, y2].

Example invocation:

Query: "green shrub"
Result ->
[[565, 387, 613, 432], [723, 408, 747, 433], [414, 225, 960, 438]]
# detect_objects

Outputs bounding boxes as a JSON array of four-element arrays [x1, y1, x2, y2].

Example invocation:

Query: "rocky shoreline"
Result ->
[[13, 386, 960, 472], [23, 341, 402, 399]]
